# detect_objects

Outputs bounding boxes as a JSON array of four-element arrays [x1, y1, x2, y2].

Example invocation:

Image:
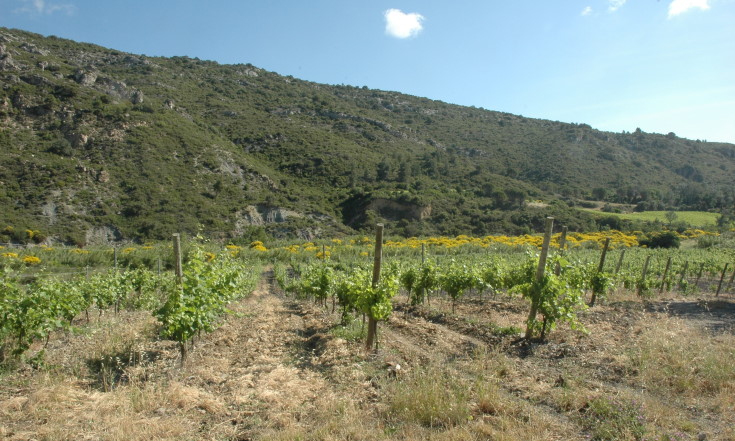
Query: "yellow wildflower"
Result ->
[[23, 256, 41, 265]]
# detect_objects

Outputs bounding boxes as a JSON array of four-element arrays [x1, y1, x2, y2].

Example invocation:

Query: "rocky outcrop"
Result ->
[[131, 90, 144, 104], [19, 42, 48, 56], [73, 68, 98, 86], [0, 44, 18, 71], [85, 226, 122, 245], [236, 205, 302, 226]]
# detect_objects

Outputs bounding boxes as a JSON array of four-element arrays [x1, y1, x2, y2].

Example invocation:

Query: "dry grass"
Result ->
[[1, 281, 734, 441], [630, 317, 735, 397], [384, 365, 473, 429], [0, 377, 198, 441]]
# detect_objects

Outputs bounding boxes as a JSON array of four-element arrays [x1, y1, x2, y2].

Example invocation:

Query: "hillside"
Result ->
[[1, 27, 733, 244]]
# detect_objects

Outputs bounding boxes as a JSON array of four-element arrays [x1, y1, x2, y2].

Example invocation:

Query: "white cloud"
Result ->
[[668, 0, 710, 18], [581, 6, 593, 16], [15, 0, 75, 15], [608, 0, 627, 12], [384, 9, 425, 39]]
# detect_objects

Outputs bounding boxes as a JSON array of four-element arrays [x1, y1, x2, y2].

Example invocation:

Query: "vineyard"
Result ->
[[1, 226, 734, 440]]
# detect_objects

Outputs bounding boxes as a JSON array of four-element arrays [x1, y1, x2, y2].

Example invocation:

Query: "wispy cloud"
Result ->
[[581, 6, 593, 16], [608, 0, 627, 12], [384, 9, 425, 39], [15, 0, 76, 15], [668, 0, 710, 18]]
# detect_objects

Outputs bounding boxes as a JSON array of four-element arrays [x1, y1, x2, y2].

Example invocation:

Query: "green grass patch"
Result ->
[[580, 209, 719, 227], [384, 365, 472, 428], [329, 318, 366, 342]]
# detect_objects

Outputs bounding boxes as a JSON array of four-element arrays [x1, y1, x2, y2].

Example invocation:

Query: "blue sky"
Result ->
[[1, 0, 734, 143]]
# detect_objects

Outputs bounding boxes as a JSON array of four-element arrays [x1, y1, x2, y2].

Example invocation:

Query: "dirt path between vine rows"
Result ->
[[178, 270, 374, 439]]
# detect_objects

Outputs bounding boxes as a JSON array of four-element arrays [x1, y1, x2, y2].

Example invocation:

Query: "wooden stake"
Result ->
[[554, 226, 568, 276], [420, 242, 429, 305], [716, 263, 728, 297], [638, 255, 651, 296], [615, 249, 626, 275], [659, 257, 672, 294], [597, 238, 611, 273], [526, 217, 553, 340], [589, 237, 611, 307], [366, 224, 384, 351], [677, 261, 689, 291], [173, 233, 183, 286], [695, 262, 705, 290]]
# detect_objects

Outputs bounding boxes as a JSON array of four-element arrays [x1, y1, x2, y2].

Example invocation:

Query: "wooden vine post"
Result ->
[[694, 262, 705, 290], [588, 237, 611, 307], [716, 263, 729, 297], [554, 226, 568, 276], [615, 249, 626, 275], [421, 242, 429, 306], [677, 261, 689, 291], [727, 266, 735, 293], [638, 255, 652, 296], [366, 224, 384, 351], [172, 233, 185, 364], [659, 257, 672, 294], [525, 217, 554, 340], [173, 233, 183, 286]]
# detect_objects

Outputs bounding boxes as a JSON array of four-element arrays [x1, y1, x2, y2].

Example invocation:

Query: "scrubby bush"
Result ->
[[639, 231, 680, 249]]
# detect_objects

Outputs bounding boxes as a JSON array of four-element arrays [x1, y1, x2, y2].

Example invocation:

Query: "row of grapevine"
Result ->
[[155, 246, 259, 363], [275, 249, 601, 343], [1, 242, 261, 364], [275, 222, 733, 343], [0, 268, 171, 361], [275, 260, 400, 349]]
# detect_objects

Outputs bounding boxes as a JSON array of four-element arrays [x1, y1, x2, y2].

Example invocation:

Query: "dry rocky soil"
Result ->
[[1, 270, 734, 440]]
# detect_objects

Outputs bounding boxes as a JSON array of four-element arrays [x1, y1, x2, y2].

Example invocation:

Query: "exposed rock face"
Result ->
[[41, 201, 57, 225], [66, 132, 89, 147], [85, 226, 123, 245], [19, 42, 48, 56], [73, 69, 98, 86], [239, 68, 259, 77], [97, 77, 128, 98], [131, 90, 144, 104], [237, 205, 301, 226], [0, 44, 17, 71], [96, 170, 110, 183]]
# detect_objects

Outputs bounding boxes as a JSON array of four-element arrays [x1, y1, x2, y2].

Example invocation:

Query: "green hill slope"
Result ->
[[1, 28, 733, 244]]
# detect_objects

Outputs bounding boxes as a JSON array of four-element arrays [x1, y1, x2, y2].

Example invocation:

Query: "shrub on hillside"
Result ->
[[639, 231, 680, 249]]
